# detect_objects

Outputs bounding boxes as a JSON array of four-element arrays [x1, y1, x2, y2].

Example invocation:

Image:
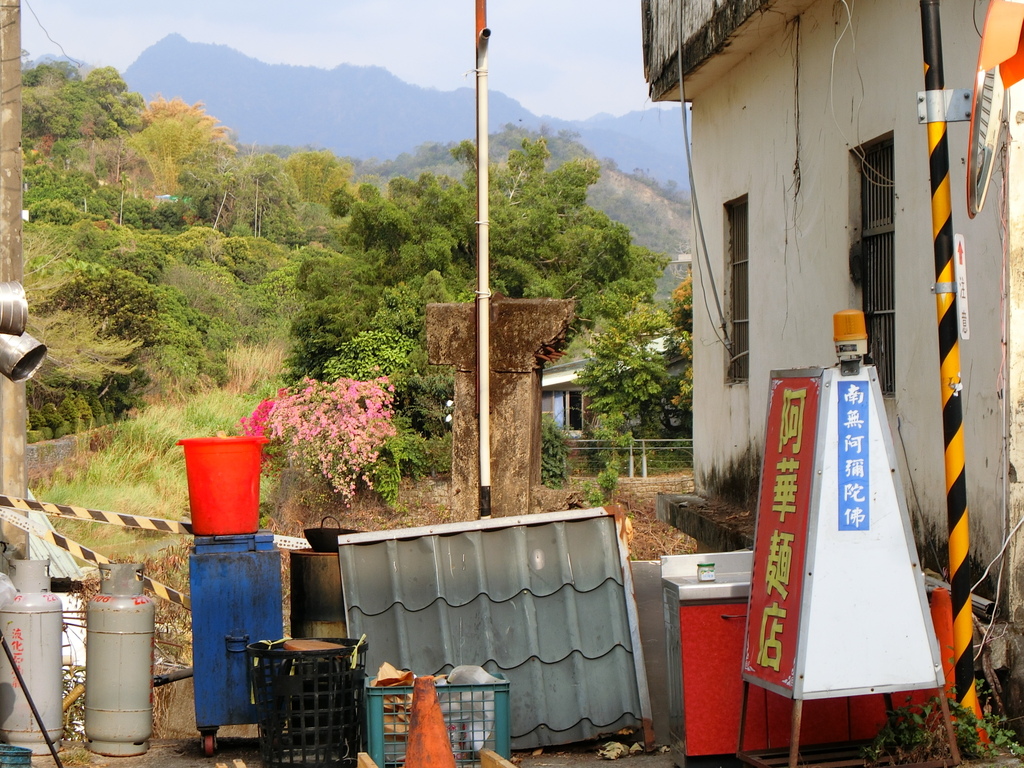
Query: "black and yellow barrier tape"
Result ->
[[0, 507, 191, 610], [0, 494, 311, 550], [0, 493, 193, 534]]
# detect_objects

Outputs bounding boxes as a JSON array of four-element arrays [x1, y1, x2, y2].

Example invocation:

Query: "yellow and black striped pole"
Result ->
[[919, 0, 977, 712]]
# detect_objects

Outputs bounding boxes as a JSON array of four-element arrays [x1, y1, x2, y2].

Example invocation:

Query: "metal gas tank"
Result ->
[[85, 563, 154, 757], [0, 559, 63, 755]]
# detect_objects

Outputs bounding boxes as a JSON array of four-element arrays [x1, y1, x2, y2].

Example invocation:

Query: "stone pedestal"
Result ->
[[427, 296, 574, 520]]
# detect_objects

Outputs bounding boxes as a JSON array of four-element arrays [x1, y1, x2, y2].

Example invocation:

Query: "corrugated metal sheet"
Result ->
[[27, 511, 85, 580], [338, 508, 652, 749], [25, 488, 85, 581]]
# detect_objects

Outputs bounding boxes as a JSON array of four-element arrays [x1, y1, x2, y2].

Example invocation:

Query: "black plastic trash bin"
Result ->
[[247, 638, 367, 768]]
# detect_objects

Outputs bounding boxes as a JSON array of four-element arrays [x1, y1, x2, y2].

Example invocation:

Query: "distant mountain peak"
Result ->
[[122, 36, 688, 186]]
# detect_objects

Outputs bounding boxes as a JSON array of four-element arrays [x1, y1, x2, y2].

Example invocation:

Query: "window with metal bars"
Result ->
[[727, 197, 749, 382], [859, 138, 895, 395]]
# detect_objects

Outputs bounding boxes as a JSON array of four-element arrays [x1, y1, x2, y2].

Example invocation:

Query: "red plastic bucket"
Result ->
[[178, 436, 269, 536]]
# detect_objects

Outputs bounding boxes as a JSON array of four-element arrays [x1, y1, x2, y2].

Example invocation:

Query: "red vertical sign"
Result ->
[[743, 374, 821, 694]]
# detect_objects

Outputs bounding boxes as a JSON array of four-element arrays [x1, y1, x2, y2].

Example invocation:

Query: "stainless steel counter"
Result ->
[[661, 551, 753, 602]]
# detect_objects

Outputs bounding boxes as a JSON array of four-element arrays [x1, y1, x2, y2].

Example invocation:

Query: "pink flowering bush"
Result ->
[[240, 377, 397, 503]]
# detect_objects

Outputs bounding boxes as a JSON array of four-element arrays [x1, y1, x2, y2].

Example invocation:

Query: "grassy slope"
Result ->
[[34, 387, 266, 560]]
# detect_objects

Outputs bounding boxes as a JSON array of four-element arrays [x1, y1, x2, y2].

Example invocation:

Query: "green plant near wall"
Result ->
[[579, 480, 605, 508], [862, 693, 1023, 766], [597, 466, 619, 497], [540, 415, 569, 489], [584, 412, 631, 502]]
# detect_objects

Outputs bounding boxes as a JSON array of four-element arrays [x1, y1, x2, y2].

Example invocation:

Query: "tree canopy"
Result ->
[[17, 59, 689, 481]]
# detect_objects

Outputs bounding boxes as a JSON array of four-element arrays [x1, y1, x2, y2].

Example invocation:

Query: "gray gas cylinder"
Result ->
[[0, 559, 64, 754], [85, 563, 155, 756]]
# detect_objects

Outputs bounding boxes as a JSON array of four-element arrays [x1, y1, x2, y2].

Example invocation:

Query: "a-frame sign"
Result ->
[[743, 365, 944, 699]]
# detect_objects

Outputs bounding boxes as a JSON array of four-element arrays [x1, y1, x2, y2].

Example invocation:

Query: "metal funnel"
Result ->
[[0, 282, 27, 337], [0, 332, 46, 381]]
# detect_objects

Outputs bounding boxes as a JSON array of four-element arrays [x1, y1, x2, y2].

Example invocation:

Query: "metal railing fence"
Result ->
[[566, 438, 693, 478]]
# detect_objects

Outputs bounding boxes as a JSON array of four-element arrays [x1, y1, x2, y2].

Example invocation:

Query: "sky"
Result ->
[[20, 0, 667, 122]]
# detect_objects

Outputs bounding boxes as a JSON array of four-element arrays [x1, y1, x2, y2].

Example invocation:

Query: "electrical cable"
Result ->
[[829, 0, 894, 188], [675, 1, 731, 351], [22, 0, 83, 69], [972, 515, 1021, 596]]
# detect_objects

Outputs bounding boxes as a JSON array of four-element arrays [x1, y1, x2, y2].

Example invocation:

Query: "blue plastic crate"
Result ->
[[365, 675, 510, 768]]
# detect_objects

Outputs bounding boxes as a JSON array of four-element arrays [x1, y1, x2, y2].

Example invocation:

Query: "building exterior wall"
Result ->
[[1005, 86, 1024, 709], [686, 0, 1007, 577]]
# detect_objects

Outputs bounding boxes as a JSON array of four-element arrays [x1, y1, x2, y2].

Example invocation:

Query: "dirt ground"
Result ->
[[271, 472, 701, 562], [35, 737, 675, 768]]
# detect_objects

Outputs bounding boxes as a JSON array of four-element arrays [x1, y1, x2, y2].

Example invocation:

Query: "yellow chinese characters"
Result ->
[[771, 457, 799, 522], [765, 530, 794, 599], [755, 386, 808, 675], [778, 388, 807, 453], [757, 603, 787, 672]]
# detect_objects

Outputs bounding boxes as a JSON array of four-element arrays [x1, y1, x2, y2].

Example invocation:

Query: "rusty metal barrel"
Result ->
[[289, 550, 346, 639]]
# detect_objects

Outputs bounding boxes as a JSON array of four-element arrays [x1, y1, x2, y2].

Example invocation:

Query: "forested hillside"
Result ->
[[348, 126, 691, 258], [22, 61, 692, 507]]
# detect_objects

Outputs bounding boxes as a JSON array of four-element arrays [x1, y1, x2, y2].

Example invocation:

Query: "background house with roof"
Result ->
[[541, 359, 588, 435], [640, 0, 1024, 717]]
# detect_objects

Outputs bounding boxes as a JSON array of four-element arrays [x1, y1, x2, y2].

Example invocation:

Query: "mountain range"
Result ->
[[120, 34, 689, 188]]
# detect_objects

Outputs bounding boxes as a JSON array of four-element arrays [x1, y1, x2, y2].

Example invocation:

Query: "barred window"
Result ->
[[859, 139, 895, 395], [727, 197, 749, 382]]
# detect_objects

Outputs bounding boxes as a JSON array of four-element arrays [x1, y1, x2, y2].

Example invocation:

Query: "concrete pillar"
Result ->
[[1004, 85, 1024, 725], [427, 296, 573, 520], [0, 0, 27, 557]]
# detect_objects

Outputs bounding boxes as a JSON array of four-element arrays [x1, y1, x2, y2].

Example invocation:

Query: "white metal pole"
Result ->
[[475, 2, 492, 518]]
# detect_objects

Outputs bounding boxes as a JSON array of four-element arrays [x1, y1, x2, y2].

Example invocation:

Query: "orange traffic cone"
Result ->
[[405, 676, 457, 768], [930, 585, 985, 738]]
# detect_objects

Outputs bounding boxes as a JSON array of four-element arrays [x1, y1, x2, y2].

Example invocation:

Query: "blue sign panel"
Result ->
[[837, 381, 869, 531]]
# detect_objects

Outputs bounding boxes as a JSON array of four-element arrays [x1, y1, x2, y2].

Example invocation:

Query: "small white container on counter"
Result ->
[[697, 563, 716, 582]]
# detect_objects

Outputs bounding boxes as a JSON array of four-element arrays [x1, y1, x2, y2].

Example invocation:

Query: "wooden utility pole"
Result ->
[[0, 0, 29, 556]]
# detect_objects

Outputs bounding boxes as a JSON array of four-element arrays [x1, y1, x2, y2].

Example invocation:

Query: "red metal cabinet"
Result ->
[[662, 552, 934, 768], [765, 695, 850, 747], [679, 602, 768, 754], [674, 602, 907, 757]]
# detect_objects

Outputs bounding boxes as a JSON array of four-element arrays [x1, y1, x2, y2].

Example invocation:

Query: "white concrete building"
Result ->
[[642, 0, 1024, 713]]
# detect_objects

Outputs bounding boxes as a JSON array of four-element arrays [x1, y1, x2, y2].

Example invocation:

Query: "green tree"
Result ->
[[284, 150, 353, 207], [577, 302, 673, 437], [25, 236, 143, 419], [23, 62, 86, 144], [79, 67, 145, 141], [40, 268, 163, 346], [23, 63, 145, 184], [669, 276, 694, 416], [227, 153, 304, 245], [29, 309, 140, 397], [541, 415, 570, 488], [287, 252, 382, 380], [322, 329, 416, 381], [477, 137, 665, 328], [131, 97, 234, 194]]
